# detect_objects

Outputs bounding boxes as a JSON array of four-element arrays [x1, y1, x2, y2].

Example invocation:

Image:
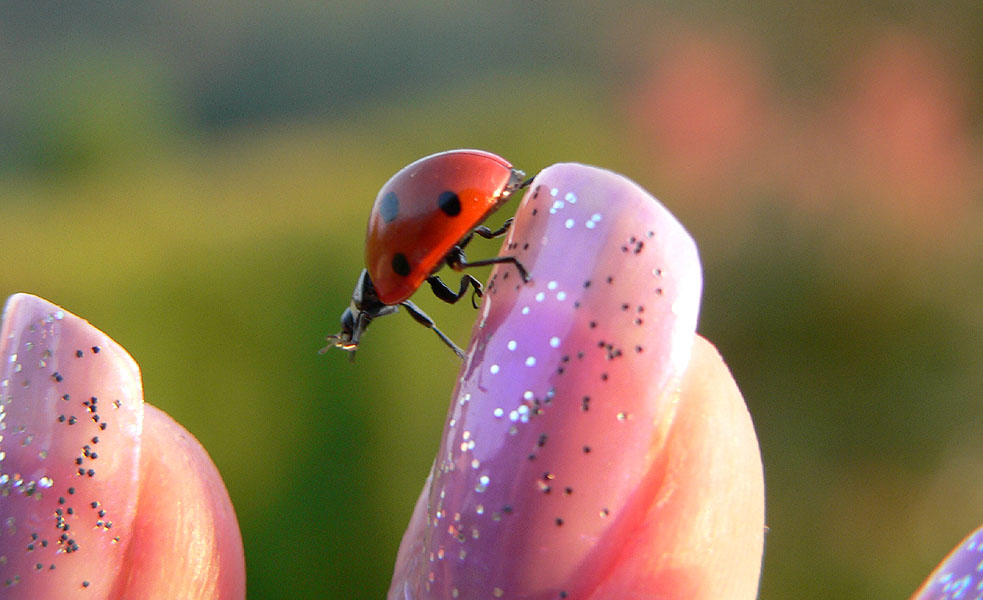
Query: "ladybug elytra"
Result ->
[[323, 149, 531, 360]]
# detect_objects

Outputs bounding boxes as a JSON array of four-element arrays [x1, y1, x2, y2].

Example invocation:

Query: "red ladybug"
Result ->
[[323, 149, 531, 359]]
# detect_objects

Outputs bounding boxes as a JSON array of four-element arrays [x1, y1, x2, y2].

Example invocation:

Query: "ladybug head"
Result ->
[[320, 269, 397, 361]]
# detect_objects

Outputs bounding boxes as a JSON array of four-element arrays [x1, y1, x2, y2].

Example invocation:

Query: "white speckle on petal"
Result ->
[[549, 336, 561, 348], [507, 340, 517, 351], [490, 364, 500, 374], [525, 356, 537, 367]]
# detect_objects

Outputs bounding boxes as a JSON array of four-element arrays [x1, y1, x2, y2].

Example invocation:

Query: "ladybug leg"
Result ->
[[449, 253, 531, 283], [427, 274, 484, 309], [400, 299, 465, 358], [469, 217, 515, 242], [446, 219, 530, 283], [454, 218, 515, 254]]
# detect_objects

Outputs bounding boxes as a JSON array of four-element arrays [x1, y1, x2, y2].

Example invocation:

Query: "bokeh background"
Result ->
[[2, 2, 981, 598]]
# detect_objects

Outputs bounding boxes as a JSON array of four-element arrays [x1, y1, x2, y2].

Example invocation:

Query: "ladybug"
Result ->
[[322, 149, 531, 360]]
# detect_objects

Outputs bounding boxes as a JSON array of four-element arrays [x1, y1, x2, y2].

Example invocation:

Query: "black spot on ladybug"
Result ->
[[380, 191, 399, 223], [391, 253, 411, 277], [437, 191, 461, 217]]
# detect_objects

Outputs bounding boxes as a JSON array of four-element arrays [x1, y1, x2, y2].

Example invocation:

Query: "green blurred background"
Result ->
[[2, 2, 982, 598]]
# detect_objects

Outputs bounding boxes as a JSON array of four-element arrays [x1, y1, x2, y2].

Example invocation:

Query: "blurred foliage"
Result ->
[[1, 2, 982, 599]]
